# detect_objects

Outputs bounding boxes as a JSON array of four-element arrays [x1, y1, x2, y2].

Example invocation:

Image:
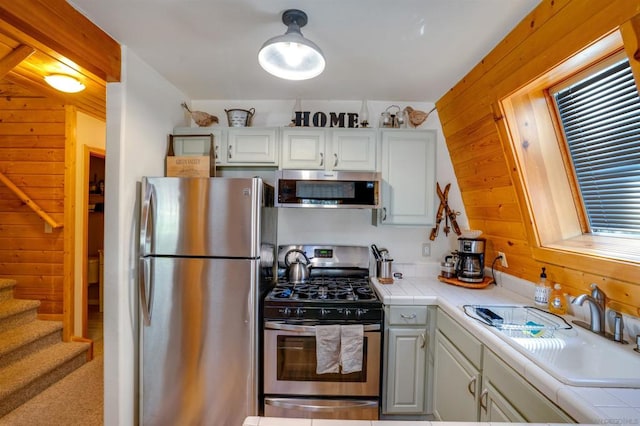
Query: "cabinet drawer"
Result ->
[[387, 306, 428, 326], [436, 309, 482, 369]]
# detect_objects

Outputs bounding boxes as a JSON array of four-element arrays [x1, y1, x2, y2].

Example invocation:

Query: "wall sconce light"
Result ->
[[258, 9, 325, 81], [44, 74, 85, 93]]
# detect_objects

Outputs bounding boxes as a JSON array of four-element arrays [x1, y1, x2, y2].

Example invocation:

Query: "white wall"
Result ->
[[192, 99, 469, 266], [74, 112, 106, 333], [103, 46, 188, 425]]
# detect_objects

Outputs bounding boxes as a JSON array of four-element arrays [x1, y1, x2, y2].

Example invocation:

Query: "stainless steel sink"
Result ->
[[464, 304, 640, 388]]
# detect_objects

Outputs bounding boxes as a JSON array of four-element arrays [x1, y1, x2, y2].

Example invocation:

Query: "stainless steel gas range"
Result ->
[[262, 244, 383, 420]]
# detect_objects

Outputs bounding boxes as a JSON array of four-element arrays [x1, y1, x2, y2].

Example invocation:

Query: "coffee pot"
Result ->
[[455, 238, 486, 283]]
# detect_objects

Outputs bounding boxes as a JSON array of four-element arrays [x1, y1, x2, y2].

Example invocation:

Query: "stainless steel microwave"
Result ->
[[275, 170, 381, 209]]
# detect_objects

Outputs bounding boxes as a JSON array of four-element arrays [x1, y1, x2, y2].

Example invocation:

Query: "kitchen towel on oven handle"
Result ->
[[315, 324, 364, 374], [315, 325, 341, 374], [340, 324, 364, 374]]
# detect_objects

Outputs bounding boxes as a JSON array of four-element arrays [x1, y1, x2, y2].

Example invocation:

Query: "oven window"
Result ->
[[276, 335, 368, 382]]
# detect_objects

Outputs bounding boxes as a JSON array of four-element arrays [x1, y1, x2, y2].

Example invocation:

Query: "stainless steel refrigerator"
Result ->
[[138, 176, 277, 425]]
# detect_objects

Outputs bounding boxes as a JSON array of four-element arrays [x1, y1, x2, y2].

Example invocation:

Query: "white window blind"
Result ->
[[553, 58, 640, 236]]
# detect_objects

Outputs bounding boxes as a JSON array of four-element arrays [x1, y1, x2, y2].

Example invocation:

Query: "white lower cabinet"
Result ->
[[481, 348, 574, 423], [383, 305, 432, 416], [433, 309, 574, 423], [432, 309, 482, 421]]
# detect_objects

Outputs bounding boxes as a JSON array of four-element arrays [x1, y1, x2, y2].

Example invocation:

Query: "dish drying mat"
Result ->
[[463, 305, 572, 338]]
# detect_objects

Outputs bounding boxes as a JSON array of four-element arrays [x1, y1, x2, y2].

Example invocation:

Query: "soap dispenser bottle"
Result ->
[[548, 283, 567, 314], [534, 267, 551, 306]]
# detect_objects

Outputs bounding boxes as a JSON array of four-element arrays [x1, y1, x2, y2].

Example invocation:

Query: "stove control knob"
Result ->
[[295, 307, 306, 317], [344, 309, 351, 317], [320, 308, 330, 318], [356, 308, 367, 319], [280, 307, 291, 317]]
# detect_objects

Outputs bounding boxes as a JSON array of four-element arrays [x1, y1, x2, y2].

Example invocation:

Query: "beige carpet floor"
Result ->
[[0, 308, 104, 425]]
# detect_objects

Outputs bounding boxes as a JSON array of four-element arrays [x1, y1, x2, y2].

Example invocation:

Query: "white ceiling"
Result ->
[[69, 0, 540, 102]]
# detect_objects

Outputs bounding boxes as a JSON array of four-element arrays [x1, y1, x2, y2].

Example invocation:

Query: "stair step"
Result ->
[[0, 299, 41, 334], [0, 279, 17, 302], [0, 341, 89, 417], [0, 321, 63, 369]]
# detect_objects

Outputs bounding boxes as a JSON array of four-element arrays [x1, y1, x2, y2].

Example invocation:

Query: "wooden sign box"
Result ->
[[165, 133, 215, 177]]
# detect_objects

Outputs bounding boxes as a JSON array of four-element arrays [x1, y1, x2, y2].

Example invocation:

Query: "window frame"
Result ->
[[498, 30, 640, 283]]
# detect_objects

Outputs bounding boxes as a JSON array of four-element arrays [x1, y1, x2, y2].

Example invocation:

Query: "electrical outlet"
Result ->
[[497, 251, 508, 268], [422, 243, 431, 257]]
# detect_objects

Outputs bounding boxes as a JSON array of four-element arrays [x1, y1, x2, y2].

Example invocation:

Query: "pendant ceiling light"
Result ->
[[258, 9, 325, 81]]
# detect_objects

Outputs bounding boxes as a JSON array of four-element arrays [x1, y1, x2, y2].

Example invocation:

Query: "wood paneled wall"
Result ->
[[0, 82, 66, 315], [437, 0, 640, 315]]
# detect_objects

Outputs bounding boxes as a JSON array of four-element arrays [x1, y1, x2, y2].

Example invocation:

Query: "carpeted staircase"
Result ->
[[0, 278, 90, 417]]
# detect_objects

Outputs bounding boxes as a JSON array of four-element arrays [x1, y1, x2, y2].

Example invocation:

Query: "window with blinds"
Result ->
[[553, 57, 640, 236]]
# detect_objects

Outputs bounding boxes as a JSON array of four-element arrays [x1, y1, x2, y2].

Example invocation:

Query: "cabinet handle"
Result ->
[[319, 152, 324, 167], [382, 207, 387, 221], [420, 333, 426, 348], [467, 377, 476, 397], [479, 389, 488, 413], [334, 153, 338, 167], [214, 145, 219, 160], [400, 313, 417, 320], [228, 145, 232, 159]]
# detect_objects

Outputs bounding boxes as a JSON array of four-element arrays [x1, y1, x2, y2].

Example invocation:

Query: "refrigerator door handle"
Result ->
[[139, 257, 152, 326], [139, 178, 153, 257]]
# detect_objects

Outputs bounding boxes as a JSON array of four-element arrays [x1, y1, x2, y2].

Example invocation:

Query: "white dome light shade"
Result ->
[[44, 74, 85, 93], [258, 9, 325, 81]]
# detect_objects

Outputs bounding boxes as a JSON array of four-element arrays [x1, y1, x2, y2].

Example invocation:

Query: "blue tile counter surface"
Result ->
[[371, 273, 640, 424]]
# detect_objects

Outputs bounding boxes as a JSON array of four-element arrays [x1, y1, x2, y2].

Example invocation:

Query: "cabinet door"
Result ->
[[379, 130, 436, 225], [330, 129, 377, 171], [480, 382, 526, 422], [432, 330, 480, 421], [172, 127, 224, 165], [281, 129, 325, 169], [227, 128, 278, 164], [384, 327, 427, 414], [483, 349, 574, 423]]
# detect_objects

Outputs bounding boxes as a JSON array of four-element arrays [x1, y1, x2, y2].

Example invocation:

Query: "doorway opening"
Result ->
[[83, 149, 105, 356]]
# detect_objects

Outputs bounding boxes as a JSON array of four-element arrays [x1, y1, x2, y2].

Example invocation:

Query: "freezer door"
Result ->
[[140, 177, 263, 257], [140, 257, 259, 426]]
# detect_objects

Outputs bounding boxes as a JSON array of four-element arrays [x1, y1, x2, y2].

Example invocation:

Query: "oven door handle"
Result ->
[[264, 397, 378, 412], [264, 321, 380, 332]]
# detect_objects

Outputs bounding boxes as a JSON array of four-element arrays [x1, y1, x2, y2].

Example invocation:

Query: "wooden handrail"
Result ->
[[0, 171, 63, 229]]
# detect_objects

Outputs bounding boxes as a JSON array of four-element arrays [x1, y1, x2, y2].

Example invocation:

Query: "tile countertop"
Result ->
[[371, 270, 640, 425]]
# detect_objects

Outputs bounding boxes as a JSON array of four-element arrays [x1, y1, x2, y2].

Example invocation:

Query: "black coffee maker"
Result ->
[[455, 238, 486, 283]]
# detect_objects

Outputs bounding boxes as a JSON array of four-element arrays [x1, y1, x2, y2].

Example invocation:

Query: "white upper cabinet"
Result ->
[[281, 128, 377, 171], [226, 128, 278, 165], [173, 127, 278, 166], [171, 127, 224, 165], [377, 129, 437, 226], [280, 129, 326, 169], [330, 129, 377, 171]]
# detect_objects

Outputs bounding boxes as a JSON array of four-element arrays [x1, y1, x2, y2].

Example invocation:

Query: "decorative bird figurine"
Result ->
[[404, 106, 436, 128], [181, 102, 218, 127]]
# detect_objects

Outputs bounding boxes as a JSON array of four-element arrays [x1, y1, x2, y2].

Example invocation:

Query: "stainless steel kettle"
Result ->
[[284, 249, 311, 283]]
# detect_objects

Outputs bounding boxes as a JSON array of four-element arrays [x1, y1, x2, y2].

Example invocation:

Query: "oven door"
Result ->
[[263, 321, 381, 397]]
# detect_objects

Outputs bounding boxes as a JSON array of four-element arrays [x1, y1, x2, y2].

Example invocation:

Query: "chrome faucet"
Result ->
[[572, 283, 606, 334]]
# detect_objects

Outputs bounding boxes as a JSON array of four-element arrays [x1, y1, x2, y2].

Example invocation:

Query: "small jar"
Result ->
[[441, 258, 456, 278]]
